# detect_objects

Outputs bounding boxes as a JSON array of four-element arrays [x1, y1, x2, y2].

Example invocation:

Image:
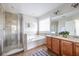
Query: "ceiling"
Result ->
[[2, 3, 63, 17]]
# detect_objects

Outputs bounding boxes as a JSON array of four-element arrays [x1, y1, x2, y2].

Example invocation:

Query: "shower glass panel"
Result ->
[[0, 6, 4, 55], [3, 12, 22, 54]]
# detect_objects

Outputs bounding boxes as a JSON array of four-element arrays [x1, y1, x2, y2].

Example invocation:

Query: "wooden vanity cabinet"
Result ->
[[75, 43, 79, 56], [46, 36, 79, 56], [52, 38, 61, 55], [46, 36, 52, 50], [61, 40, 74, 56]]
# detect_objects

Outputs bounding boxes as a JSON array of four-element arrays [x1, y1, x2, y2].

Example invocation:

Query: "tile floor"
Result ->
[[12, 44, 56, 56]]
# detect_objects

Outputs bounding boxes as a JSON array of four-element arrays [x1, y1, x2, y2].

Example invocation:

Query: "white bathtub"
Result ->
[[27, 35, 45, 50], [27, 35, 45, 42]]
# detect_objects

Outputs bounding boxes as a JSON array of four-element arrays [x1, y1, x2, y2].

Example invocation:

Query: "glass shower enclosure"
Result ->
[[0, 6, 23, 56]]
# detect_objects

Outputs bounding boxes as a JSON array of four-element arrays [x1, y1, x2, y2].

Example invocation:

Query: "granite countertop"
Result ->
[[46, 35, 79, 43]]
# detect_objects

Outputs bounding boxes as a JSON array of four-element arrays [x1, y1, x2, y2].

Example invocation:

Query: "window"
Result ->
[[75, 19, 79, 36], [39, 18, 50, 32]]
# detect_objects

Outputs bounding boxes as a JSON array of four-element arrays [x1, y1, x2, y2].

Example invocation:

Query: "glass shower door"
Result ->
[[0, 6, 4, 55], [3, 12, 20, 54]]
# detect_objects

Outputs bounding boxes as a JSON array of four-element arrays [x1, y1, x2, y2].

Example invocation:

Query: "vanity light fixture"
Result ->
[[54, 10, 60, 15], [71, 3, 79, 8]]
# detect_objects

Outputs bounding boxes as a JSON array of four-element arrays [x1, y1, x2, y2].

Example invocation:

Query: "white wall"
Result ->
[[23, 15, 37, 35]]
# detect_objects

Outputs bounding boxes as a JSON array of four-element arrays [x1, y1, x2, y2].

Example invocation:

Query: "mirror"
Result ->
[[51, 10, 79, 37]]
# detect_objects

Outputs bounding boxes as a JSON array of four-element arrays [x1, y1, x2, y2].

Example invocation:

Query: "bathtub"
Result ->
[[27, 35, 45, 50]]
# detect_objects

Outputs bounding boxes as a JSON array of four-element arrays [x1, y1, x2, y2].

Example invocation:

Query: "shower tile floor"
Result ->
[[3, 48, 23, 56]]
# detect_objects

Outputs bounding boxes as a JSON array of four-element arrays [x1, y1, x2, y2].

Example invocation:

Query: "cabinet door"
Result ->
[[75, 43, 79, 56], [61, 40, 73, 56], [52, 38, 60, 55], [46, 37, 52, 49]]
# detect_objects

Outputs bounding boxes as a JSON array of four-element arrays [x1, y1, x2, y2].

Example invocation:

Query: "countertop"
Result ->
[[46, 35, 79, 43]]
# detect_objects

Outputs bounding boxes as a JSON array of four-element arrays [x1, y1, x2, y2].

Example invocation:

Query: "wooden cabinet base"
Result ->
[[46, 36, 79, 56]]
